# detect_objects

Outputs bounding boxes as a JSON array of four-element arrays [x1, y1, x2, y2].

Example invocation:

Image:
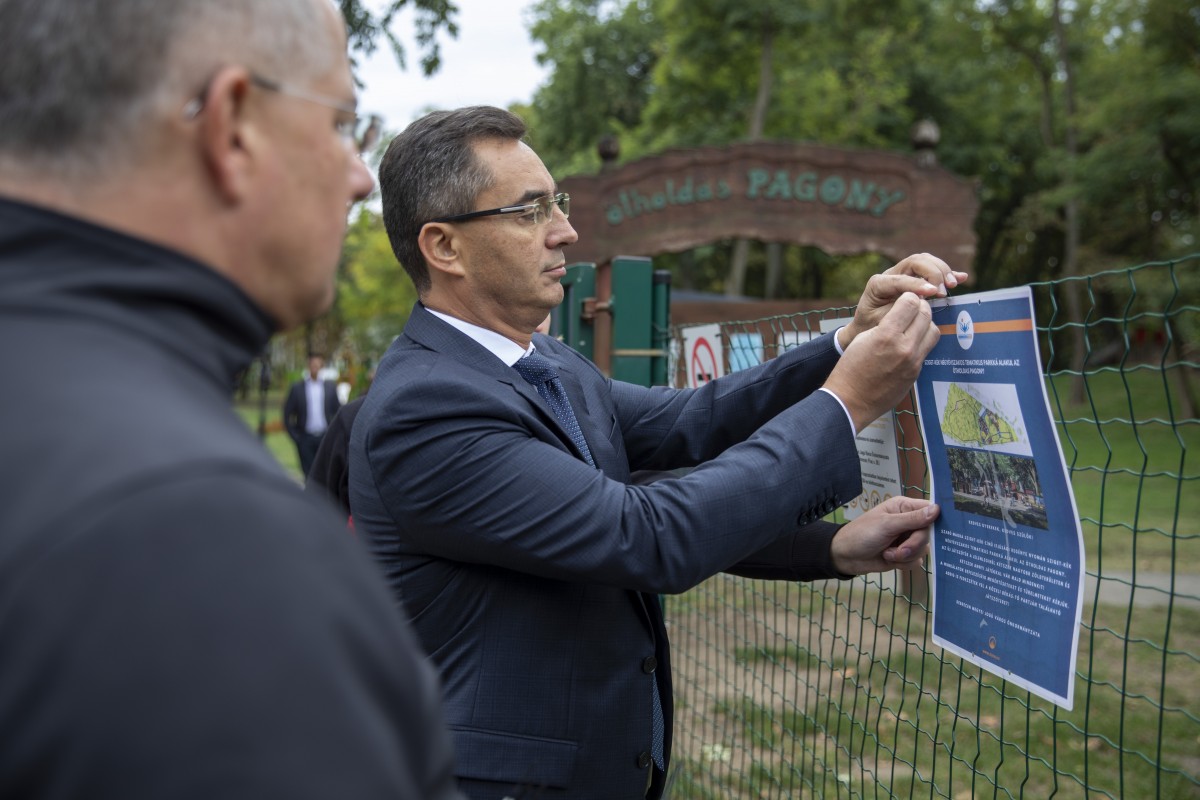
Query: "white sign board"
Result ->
[[682, 324, 724, 389]]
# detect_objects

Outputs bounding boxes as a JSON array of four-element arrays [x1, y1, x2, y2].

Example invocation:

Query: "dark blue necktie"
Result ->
[[512, 350, 595, 467]]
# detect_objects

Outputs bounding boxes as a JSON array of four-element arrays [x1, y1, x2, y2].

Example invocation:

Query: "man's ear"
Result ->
[[195, 67, 257, 205], [418, 222, 467, 279]]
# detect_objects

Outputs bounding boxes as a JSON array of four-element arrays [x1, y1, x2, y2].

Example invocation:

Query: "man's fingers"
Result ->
[[877, 503, 939, 535], [887, 253, 962, 295], [881, 509, 935, 563], [884, 496, 936, 514], [883, 549, 928, 568], [866, 273, 944, 304], [876, 292, 928, 339], [919, 314, 942, 353]]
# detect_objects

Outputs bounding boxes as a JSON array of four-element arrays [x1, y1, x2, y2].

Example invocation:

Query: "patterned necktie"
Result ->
[[512, 350, 595, 467]]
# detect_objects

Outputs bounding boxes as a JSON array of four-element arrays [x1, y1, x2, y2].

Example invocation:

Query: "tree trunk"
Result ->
[[1054, 0, 1087, 404], [677, 249, 697, 291], [725, 239, 752, 297], [725, 26, 774, 297], [764, 242, 782, 299]]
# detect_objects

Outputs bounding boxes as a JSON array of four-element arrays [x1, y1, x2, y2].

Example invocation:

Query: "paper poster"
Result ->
[[819, 317, 903, 520], [915, 287, 1084, 709], [776, 327, 818, 352], [682, 324, 724, 388], [728, 332, 763, 372]]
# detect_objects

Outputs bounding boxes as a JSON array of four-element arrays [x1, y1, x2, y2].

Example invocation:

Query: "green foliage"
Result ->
[[525, 0, 663, 175], [524, 0, 1200, 296], [335, 208, 419, 369], [1073, 4, 1200, 261], [339, 0, 460, 76]]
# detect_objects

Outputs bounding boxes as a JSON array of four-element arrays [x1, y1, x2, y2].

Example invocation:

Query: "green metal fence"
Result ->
[[665, 257, 1199, 799]]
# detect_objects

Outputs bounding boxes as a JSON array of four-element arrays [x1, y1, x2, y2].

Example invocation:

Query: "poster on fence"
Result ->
[[728, 332, 763, 372], [681, 324, 724, 388], [776, 327, 818, 352], [914, 286, 1084, 709], [819, 317, 903, 520]]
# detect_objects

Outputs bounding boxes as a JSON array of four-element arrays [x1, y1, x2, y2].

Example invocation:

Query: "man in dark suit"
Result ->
[[351, 106, 968, 799], [284, 354, 342, 477]]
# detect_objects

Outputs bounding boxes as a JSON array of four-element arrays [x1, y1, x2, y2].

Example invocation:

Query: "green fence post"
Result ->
[[610, 256, 655, 387], [651, 270, 671, 386], [561, 262, 596, 361]]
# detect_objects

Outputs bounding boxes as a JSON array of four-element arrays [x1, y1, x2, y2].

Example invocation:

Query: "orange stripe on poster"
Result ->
[[937, 319, 1033, 335]]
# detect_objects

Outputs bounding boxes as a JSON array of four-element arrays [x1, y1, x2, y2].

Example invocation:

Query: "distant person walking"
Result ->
[[284, 354, 342, 477]]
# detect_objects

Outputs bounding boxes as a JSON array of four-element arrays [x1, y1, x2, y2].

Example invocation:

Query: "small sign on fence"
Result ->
[[682, 324, 724, 389]]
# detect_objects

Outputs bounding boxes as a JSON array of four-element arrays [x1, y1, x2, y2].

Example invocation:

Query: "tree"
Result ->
[[336, 208, 420, 378], [525, 0, 662, 176], [339, 0, 460, 76], [717, 1, 798, 297], [521, 0, 1200, 303]]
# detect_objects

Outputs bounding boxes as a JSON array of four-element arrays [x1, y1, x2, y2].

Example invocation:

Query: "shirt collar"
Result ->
[[425, 307, 534, 366]]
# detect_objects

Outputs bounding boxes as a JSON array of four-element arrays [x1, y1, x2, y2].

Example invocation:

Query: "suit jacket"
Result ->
[[349, 304, 863, 799], [305, 396, 366, 518], [283, 377, 341, 442]]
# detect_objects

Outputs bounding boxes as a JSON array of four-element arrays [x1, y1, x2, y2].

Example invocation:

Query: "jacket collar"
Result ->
[[403, 303, 599, 464], [0, 196, 275, 389]]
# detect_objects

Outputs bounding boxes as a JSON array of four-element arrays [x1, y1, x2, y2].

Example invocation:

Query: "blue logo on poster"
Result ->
[[956, 310, 974, 350]]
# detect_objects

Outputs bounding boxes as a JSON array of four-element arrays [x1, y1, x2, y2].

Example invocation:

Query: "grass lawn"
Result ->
[[667, 363, 1198, 799], [232, 388, 301, 481], [667, 581, 1200, 799], [1048, 367, 1198, 575]]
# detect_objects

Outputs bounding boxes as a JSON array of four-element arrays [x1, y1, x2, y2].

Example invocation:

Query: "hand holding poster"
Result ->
[[915, 287, 1084, 709]]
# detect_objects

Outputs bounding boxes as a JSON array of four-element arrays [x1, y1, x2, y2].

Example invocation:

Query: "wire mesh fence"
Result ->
[[664, 256, 1199, 799]]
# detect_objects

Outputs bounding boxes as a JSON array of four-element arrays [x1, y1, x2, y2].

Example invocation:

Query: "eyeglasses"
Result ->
[[431, 192, 570, 226], [182, 72, 383, 155]]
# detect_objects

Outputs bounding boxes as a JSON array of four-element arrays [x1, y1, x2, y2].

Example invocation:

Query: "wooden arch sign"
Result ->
[[558, 140, 978, 267]]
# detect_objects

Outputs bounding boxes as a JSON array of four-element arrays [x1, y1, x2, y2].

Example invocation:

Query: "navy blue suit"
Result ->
[[349, 304, 863, 799]]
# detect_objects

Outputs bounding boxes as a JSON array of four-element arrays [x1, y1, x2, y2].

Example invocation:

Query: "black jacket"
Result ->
[[0, 197, 461, 800], [305, 396, 365, 518]]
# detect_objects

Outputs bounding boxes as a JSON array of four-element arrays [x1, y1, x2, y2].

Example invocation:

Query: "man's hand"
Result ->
[[830, 496, 938, 576], [823, 292, 939, 432], [838, 253, 968, 350]]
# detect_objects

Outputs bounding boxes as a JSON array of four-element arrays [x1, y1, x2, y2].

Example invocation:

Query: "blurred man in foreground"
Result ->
[[0, 1, 460, 797]]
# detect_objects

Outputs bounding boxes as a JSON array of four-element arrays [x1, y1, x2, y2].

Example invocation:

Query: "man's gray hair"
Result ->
[[378, 106, 528, 294], [0, 0, 338, 181]]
